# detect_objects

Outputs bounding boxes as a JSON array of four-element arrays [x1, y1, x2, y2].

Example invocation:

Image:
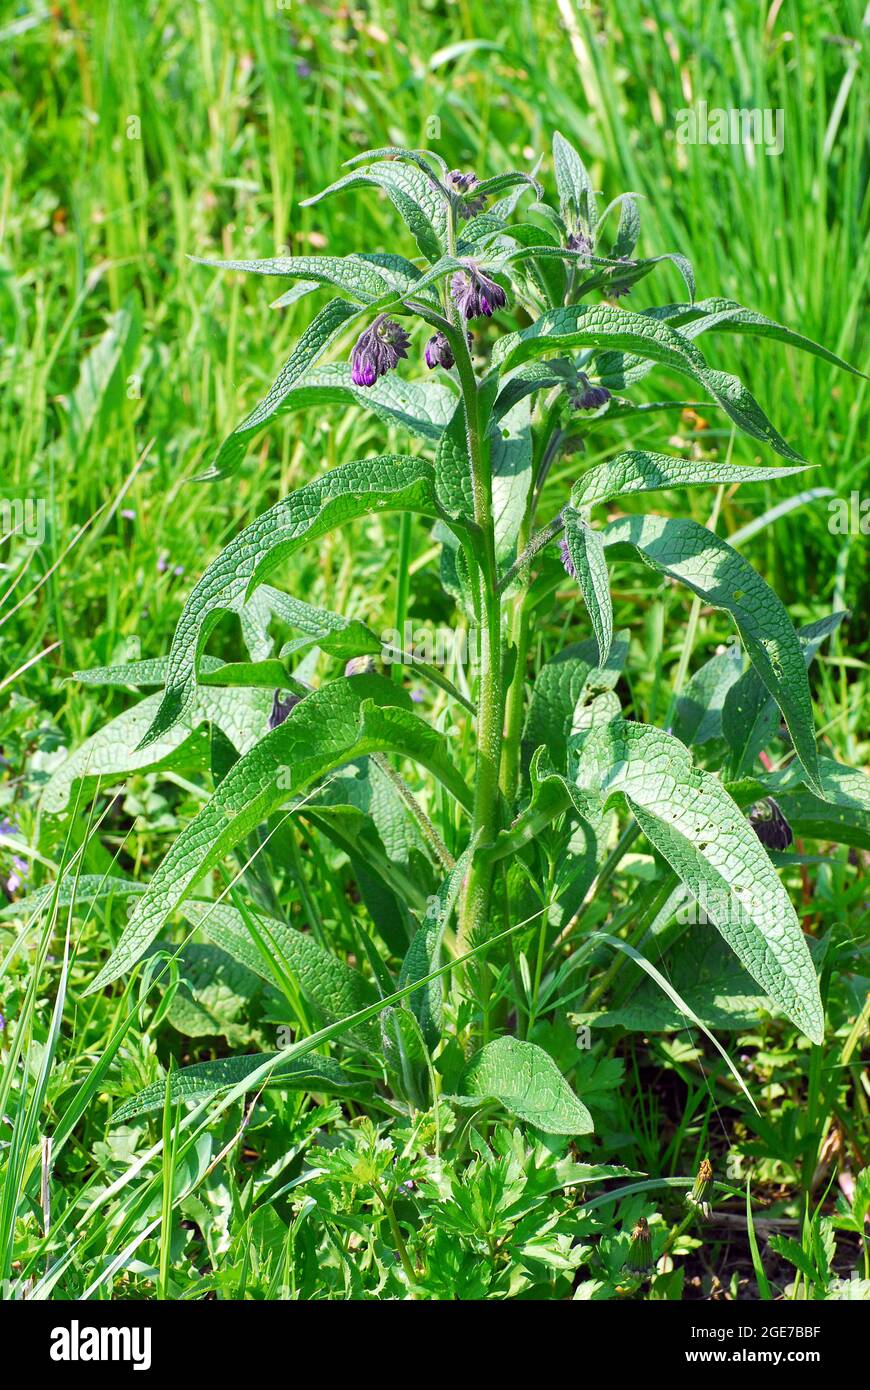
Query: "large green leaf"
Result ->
[[722, 612, 845, 778], [571, 721, 824, 1043], [112, 1051, 359, 1123], [562, 507, 612, 665], [182, 899, 380, 1051], [191, 253, 394, 303], [456, 1036, 593, 1135], [493, 303, 805, 462], [522, 631, 628, 776], [256, 362, 458, 442], [301, 160, 447, 262], [570, 452, 809, 511], [602, 514, 821, 794], [41, 683, 272, 814], [85, 676, 470, 995], [552, 131, 598, 238], [141, 456, 452, 747]]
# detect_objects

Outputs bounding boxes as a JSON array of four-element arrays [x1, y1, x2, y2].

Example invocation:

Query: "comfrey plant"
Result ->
[[39, 135, 868, 1145]]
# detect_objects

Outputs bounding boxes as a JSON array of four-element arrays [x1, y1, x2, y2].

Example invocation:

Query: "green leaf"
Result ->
[[202, 298, 362, 479], [141, 455, 451, 747], [165, 943, 264, 1044], [85, 676, 470, 994], [190, 253, 393, 303], [456, 1036, 594, 1135], [491, 392, 534, 562], [182, 899, 380, 1051], [552, 131, 598, 238], [722, 612, 845, 778], [679, 297, 868, 380], [522, 631, 628, 776], [571, 721, 824, 1043], [570, 451, 810, 512], [482, 746, 600, 866], [41, 683, 272, 814], [112, 1051, 358, 1123], [301, 161, 446, 262], [258, 362, 458, 442], [593, 928, 771, 1032], [603, 514, 821, 794], [494, 303, 805, 462], [562, 508, 612, 665], [0, 874, 146, 921], [399, 849, 472, 1048], [672, 646, 743, 747]]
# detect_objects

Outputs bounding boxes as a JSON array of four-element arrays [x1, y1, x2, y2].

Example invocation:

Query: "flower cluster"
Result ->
[[571, 373, 611, 411], [446, 168, 487, 219], [350, 315, 411, 387], [451, 262, 507, 320]]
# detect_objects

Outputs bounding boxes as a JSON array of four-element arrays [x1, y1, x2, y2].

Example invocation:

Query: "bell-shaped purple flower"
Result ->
[[350, 315, 410, 388], [269, 690, 301, 729], [571, 373, 611, 411], [558, 535, 576, 581], [749, 797, 793, 850], [567, 228, 593, 258], [451, 262, 507, 320], [424, 332, 455, 370], [609, 256, 636, 299], [446, 169, 487, 219]]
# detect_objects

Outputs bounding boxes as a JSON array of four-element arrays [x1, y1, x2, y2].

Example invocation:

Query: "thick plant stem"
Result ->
[[450, 324, 503, 957]]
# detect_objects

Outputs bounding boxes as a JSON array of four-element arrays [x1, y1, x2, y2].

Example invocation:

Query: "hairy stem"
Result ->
[[451, 328, 503, 957]]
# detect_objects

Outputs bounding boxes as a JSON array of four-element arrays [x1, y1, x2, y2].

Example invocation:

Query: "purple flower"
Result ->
[[0, 818, 18, 839], [446, 169, 487, 219], [344, 656, 376, 678], [749, 798, 793, 851], [121, 508, 136, 521], [424, 332, 454, 370], [567, 228, 593, 258], [558, 535, 576, 580], [350, 315, 410, 388], [268, 691, 301, 730], [450, 262, 507, 320], [571, 374, 611, 411], [0, 1014, 5, 1032], [610, 256, 636, 299]]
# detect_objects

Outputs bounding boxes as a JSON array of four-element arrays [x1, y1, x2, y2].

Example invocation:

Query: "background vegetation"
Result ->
[[1, 0, 867, 1300]]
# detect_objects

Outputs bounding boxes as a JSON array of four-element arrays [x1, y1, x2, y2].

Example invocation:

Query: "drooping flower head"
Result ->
[[424, 331, 455, 371], [566, 227, 593, 259], [450, 262, 507, 320], [558, 535, 576, 581], [350, 315, 410, 387], [749, 797, 793, 850], [424, 330, 473, 371], [446, 169, 487, 219], [571, 373, 611, 411], [609, 255, 636, 299], [268, 690, 301, 730]]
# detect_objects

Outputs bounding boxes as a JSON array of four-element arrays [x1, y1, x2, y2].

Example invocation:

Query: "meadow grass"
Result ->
[[0, 0, 867, 1300]]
